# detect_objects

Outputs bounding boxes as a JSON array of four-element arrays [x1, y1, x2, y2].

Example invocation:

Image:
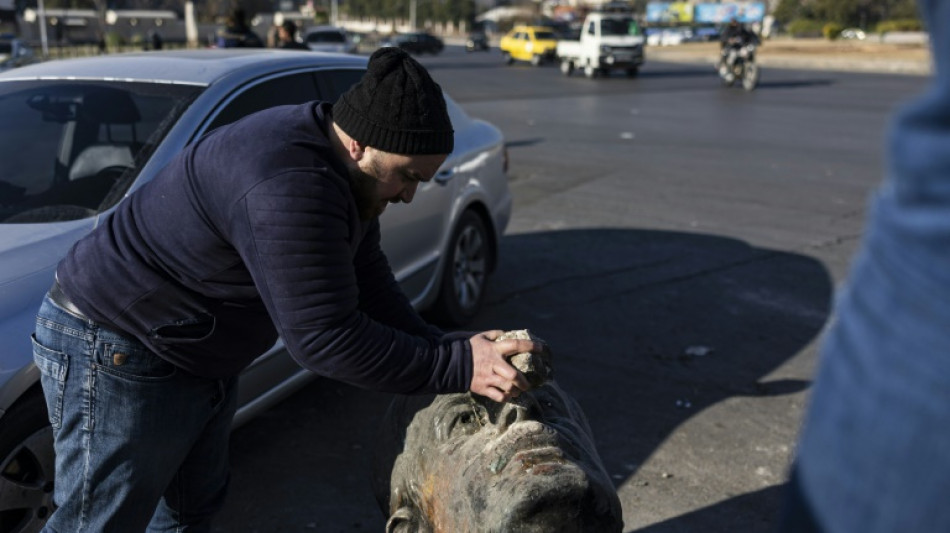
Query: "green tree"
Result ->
[[813, 0, 863, 27], [772, 0, 804, 24], [775, 0, 919, 30]]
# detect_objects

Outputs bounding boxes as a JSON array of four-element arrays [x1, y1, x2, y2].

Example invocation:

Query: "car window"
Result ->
[[306, 31, 345, 44], [534, 31, 557, 40], [206, 72, 319, 132], [315, 68, 365, 103], [0, 80, 201, 223], [601, 18, 638, 36]]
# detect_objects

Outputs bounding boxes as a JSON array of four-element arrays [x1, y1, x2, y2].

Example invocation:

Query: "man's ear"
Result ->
[[386, 506, 423, 533], [345, 137, 365, 162]]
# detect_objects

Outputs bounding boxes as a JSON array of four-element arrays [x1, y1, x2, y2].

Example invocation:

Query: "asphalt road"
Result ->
[[212, 46, 931, 532]]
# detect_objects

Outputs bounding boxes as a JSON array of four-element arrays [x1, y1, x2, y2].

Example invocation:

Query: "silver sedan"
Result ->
[[0, 49, 511, 531]]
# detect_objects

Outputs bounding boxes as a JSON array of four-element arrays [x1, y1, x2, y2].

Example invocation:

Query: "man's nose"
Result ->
[[400, 182, 419, 203]]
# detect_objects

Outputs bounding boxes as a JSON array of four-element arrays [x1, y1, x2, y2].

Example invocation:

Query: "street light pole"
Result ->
[[410, 0, 416, 30], [37, 0, 48, 57]]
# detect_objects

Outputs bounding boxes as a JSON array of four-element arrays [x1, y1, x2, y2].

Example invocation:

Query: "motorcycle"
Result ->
[[718, 40, 759, 91]]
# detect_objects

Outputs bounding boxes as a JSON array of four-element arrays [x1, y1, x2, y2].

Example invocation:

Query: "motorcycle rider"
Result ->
[[719, 18, 760, 75]]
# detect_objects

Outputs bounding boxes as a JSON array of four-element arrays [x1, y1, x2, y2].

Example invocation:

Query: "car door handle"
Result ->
[[434, 167, 456, 185]]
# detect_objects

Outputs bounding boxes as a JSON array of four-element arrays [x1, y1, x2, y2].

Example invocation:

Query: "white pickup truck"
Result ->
[[556, 13, 645, 78]]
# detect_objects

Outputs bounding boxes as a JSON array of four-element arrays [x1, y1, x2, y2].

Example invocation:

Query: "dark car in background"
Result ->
[[0, 48, 512, 532], [466, 31, 489, 52], [383, 31, 444, 55]]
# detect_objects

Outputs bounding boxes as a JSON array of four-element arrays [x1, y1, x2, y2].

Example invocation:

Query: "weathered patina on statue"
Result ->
[[372, 330, 623, 532]]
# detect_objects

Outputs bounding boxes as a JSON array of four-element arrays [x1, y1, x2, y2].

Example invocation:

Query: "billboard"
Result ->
[[694, 3, 766, 24], [645, 2, 694, 24]]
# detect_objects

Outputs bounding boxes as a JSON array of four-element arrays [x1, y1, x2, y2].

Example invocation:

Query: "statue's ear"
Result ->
[[386, 507, 420, 533]]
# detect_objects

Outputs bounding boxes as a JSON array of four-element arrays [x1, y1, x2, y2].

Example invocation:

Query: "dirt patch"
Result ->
[[647, 38, 931, 74]]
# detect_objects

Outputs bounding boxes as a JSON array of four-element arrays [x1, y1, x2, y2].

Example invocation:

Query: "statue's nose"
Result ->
[[484, 394, 542, 432]]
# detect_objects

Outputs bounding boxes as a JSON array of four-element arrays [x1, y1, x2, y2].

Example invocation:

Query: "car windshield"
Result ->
[[601, 18, 640, 36], [534, 31, 557, 40], [0, 80, 202, 223], [307, 31, 345, 43]]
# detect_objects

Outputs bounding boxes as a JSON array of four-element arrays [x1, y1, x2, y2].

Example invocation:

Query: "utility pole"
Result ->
[[37, 0, 48, 57]]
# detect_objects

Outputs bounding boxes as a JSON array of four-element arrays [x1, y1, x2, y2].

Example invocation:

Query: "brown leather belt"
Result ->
[[49, 279, 88, 320]]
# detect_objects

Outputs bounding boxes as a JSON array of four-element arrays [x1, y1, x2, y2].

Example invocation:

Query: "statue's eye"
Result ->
[[441, 405, 482, 440]]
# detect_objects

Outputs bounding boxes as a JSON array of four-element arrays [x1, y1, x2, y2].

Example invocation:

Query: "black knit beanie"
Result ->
[[333, 47, 454, 155]]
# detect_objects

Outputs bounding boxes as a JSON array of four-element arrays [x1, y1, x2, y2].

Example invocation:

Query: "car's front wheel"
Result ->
[[0, 390, 56, 533], [560, 60, 574, 76], [431, 210, 493, 326]]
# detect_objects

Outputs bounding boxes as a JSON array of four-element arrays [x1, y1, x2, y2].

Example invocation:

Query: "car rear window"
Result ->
[[307, 31, 345, 43], [0, 80, 202, 223]]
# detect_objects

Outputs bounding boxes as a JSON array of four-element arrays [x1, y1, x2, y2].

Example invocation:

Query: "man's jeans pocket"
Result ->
[[93, 335, 176, 382], [31, 334, 68, 430]]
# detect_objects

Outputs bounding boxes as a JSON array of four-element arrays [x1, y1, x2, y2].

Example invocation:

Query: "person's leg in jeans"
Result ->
[[33, 296, 235, 532], [148, 377, 238, 532]]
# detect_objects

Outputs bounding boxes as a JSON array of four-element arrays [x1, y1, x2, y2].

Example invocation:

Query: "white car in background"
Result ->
[[303, 25, 358, 53], [0, 48, 511, 532]]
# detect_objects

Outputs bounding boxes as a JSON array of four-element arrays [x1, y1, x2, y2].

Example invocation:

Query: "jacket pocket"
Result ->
[[148, 312, 216, 343]]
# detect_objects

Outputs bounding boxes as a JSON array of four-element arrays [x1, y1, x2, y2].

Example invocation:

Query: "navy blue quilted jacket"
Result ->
[[56, 102, 473, 394]]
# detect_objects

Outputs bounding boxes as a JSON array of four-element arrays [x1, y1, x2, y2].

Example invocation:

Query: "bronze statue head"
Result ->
[[372, 332, 622, 532]]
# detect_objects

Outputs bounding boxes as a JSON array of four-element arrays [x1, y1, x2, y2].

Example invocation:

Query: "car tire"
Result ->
[[503, 52, 514, 65], [625, 67, 639, 77], [560, 60, 574, 76], [0, 389, 56, 531], [584, 64, 598, 78], [431, 210, 493, 327]]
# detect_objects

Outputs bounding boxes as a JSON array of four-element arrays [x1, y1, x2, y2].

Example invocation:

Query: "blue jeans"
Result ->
[[32, 295, 238, 532]]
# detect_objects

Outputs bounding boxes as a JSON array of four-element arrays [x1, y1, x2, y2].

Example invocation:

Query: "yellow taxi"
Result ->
[[499, 25, 559, 66]]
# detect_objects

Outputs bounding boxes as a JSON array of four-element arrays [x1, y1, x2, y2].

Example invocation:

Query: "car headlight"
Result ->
[[600, 45, 612, 54], [525, 42, 534, 52]]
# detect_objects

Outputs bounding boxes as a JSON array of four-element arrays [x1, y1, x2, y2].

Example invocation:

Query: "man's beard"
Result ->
[[348, 158, 383, 221]]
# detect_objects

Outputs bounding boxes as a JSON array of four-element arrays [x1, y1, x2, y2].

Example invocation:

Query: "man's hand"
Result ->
[[468, 330, 540, 402]]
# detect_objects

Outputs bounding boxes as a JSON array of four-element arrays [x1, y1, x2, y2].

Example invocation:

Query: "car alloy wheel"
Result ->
[[0, 392, 56, 533], [431, 210, 492, 326]]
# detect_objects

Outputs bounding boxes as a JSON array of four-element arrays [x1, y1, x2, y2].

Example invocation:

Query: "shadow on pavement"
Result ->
[[214, 228, 832, 532], [632, 484, 788, 533], [754, 79, 835, 90]]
